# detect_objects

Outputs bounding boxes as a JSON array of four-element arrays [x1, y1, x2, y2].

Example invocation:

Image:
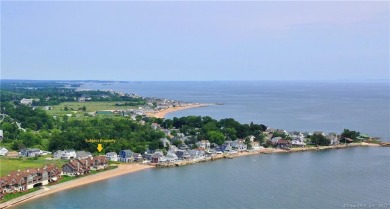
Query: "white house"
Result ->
[[0, 130, 3, 141], [53, 149, 77, 159], [196, 140, 210, 149], [165, 151, 178, 162], [231, 139, 248, 152], [20, 98, 33, 106], [105, 152, 118, 161], [0, 147, 8, 156]]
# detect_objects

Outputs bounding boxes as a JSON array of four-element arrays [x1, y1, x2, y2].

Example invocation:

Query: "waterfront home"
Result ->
[[20, 148, 41, 157], [62, 159, 90, 176], [175, 150, 191, 160], [105, 152, 118, 161], [250, 141, 263, 150], [188, 150, 205, 161], [88, 156, 108, 170], [196, 140, 211, 149], [165, 151, 178, 162], [119, 150, 134, 162], [142, 153, 153, 163], [0, 165, 61, 194], [326, 133, 340, 145], [218, 143, 233, 153], [276, 139, 292, 149], [271, 137, 283, 145], [231, 139, 248, 152], [290, 131, 305, 141], [151, 152, 165, 164], [0, 147, 8, 156], [292, 140, 306, 147], [133, 153, 143, 162], [76, 151, 92, 159]]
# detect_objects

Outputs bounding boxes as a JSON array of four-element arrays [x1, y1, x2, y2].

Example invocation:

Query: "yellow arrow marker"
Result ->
[[97, 144, 103, 152]]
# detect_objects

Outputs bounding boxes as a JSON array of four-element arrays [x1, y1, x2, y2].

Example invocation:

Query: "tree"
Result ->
[[207, 131, 225, 145], [310, 134, 330, 146], [341, 129, 360, 142]]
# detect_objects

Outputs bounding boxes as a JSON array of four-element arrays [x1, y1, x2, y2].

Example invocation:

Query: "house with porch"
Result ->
[[119, 150, 134, 162]]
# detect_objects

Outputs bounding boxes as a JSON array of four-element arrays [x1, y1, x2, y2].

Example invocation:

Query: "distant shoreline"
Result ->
[[146, 103, 210, 118]]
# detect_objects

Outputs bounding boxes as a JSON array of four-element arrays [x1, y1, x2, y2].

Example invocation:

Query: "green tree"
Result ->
[[310, 134, 330, 146], [207, 131, 225, 145]]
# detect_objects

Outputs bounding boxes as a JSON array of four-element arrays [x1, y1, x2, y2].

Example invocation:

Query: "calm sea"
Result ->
[[17, 81, 390, 209], [18, 148, 390, 209], [81, 81, 389, 140]]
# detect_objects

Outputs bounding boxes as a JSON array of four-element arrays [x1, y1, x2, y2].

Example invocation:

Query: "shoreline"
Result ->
[[1, 164, 153, 209], [146, 104, 210, 118], [2, 142, 385, 208]]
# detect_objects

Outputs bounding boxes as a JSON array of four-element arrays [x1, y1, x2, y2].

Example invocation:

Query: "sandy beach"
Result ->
[[146, 104, 209, 118], [2, 164, 153, 209]]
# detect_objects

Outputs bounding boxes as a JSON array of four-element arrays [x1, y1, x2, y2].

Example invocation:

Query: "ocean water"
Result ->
[[18, 147, 390, 209], [16, 81, 390, 209], [80, 81, 389, 140]]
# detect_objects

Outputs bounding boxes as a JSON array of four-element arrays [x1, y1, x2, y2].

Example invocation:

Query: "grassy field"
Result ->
[[0, 157, 67, 176], [46, 101, 137, 115]]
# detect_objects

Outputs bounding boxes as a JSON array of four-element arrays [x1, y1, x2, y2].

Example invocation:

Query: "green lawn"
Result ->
[[45, 101, 137, 116], [0, 187, 40, 203], [0, 157, 67, 176]]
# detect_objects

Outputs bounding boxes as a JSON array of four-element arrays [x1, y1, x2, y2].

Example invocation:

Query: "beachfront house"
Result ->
[[231, 139, 248, 152], [151, 152, 166, 164], [62, 159, 90, 176], [133, 153, 143, 162], [175, 150, 191, 160], [0, 147, 8, 156], [326, 133, 340, 145], [53, 149, 77, 160], [250, 141, 263, 150], [276, 139, 292, 149], [89, 156, 108, 170], [165, 151, 178, 163], [188, 150, 205, 161], [106, 152, 118, 161], [119, 150, 134, 162], [0, 165, 61, 195]]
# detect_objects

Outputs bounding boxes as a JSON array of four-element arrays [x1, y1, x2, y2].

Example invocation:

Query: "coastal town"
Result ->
[[0, 81, 388, 208], [0, 121, 385, 207]]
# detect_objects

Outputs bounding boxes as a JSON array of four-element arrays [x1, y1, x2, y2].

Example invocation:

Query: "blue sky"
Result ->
[[1, 1, 389, 81]]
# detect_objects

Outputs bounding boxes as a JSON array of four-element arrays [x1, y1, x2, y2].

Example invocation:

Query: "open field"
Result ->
[[0, 157, 67, 176], [45, 101, 137, 115]]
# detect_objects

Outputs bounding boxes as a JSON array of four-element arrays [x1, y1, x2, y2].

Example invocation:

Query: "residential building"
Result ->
[[0, 147, 8, 156], [20, 98, 33, 106], [105, 152, 118, 161], [76, 151, 92, 159], [196, 140, 211, 149], [119, 150, 134, 162]]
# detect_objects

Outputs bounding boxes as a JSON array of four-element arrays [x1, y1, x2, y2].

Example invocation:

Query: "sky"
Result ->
[[1, 1, 389, 81]]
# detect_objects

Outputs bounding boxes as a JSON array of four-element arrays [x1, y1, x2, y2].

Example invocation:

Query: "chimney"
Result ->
[[77, 162, 80, 172]]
